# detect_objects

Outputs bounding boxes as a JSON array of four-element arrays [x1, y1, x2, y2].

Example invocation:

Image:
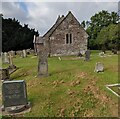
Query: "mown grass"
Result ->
[[1, 51, 119, 117]]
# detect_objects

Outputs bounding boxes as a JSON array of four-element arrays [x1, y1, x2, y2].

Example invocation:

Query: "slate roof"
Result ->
[[43, 14, 65, 38]]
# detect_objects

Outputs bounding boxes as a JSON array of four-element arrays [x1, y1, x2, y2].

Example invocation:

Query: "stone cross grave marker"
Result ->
[[9, 51, 15, 58], [2, 80, 30, 113], [38, 49, 48, 77], [85, 50, 90, 61], [94, 62, 104, 73], [8, 53, 16, 69], [9, 53, 13, 66]]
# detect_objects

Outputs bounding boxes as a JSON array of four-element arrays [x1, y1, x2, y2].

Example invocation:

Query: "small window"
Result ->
[[66, 33, 72, 44], [70, 34, 72, 44], [66, 34, 69, 44]]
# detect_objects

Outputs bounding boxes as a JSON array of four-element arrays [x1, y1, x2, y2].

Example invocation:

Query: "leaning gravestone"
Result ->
[[38, 48, 48, 77], [1, 80, 30, 114], [0, 68, 10, 80], [94, 62, 104, 73], [85, 50, 90, 61]]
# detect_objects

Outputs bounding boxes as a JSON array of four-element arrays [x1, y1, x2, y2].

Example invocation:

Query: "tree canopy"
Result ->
[[84, 10, 119, 50], [96, 24, 119, 50], [2, 17, 39, 52]]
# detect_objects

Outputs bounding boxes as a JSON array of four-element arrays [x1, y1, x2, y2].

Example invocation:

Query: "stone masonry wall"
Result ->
[[49, 13, 88, 56]]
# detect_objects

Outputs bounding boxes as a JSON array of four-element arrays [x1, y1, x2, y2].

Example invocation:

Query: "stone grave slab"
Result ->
[[1, 80, 30, 114]]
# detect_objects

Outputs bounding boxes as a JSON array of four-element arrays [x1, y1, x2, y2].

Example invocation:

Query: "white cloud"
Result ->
[[2, 0, 120, 2], [2, 2, 118, 35]]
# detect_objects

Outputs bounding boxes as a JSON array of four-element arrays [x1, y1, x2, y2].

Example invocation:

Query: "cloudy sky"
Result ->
[[1, 1, 119, 36]]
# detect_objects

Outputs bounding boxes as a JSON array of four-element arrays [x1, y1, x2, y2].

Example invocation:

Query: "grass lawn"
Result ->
[[1, 51, 119, 117], [109, 85, 120, 96]]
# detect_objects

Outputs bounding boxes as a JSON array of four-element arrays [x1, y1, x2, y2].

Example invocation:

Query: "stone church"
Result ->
[[33, 11, 88, 56]]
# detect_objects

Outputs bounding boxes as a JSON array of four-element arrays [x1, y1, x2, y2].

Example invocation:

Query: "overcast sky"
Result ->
[[1, 1, 119, 36]]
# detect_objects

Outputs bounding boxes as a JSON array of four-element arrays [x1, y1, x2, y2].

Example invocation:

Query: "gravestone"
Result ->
[[26, 49, 31, 55], [1, 52, 4, 63], [2, 80, 30, 113], [112, 49, 117, 54], [8, 53, 16, 70], [0, 68, 10, 80], [99, 52, 106, 57], [3, 52, 9, 64], [30, 49, 35, 55], [94, 62, 104, 73], [80, 49, 85, 55], [38, 48, 48, 77], [9, 51, 15, 58], [16, 51, 21, 56], [85, 50, 90, 61], [22, 50, 27, 58]]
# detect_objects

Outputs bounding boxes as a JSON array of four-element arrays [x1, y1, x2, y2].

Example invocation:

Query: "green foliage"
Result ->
[[96, 24, 119, 50], [2, 17, 39, 52], [86, 10, 119, 50], [81, 20, 85, 28]]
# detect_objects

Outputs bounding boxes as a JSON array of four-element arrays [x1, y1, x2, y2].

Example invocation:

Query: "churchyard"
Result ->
[[0, 50, 119, 117]]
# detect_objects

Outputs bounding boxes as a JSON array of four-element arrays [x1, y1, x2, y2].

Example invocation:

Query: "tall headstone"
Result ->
[[85, 50, 90, 61], [3, 52, 9, 64], [94, 62, 104, 73], [38, 48, 48, 77], [9, 53, 13, 66], [1, 80, 30, 113], [22, 50, 27, 58], [1, 52, 4, 63]]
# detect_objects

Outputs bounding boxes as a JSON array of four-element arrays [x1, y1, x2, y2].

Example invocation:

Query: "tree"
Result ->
[[96, 24, 119, 50], [2, 16, 39, 52], [86, 10, 119, 50]]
